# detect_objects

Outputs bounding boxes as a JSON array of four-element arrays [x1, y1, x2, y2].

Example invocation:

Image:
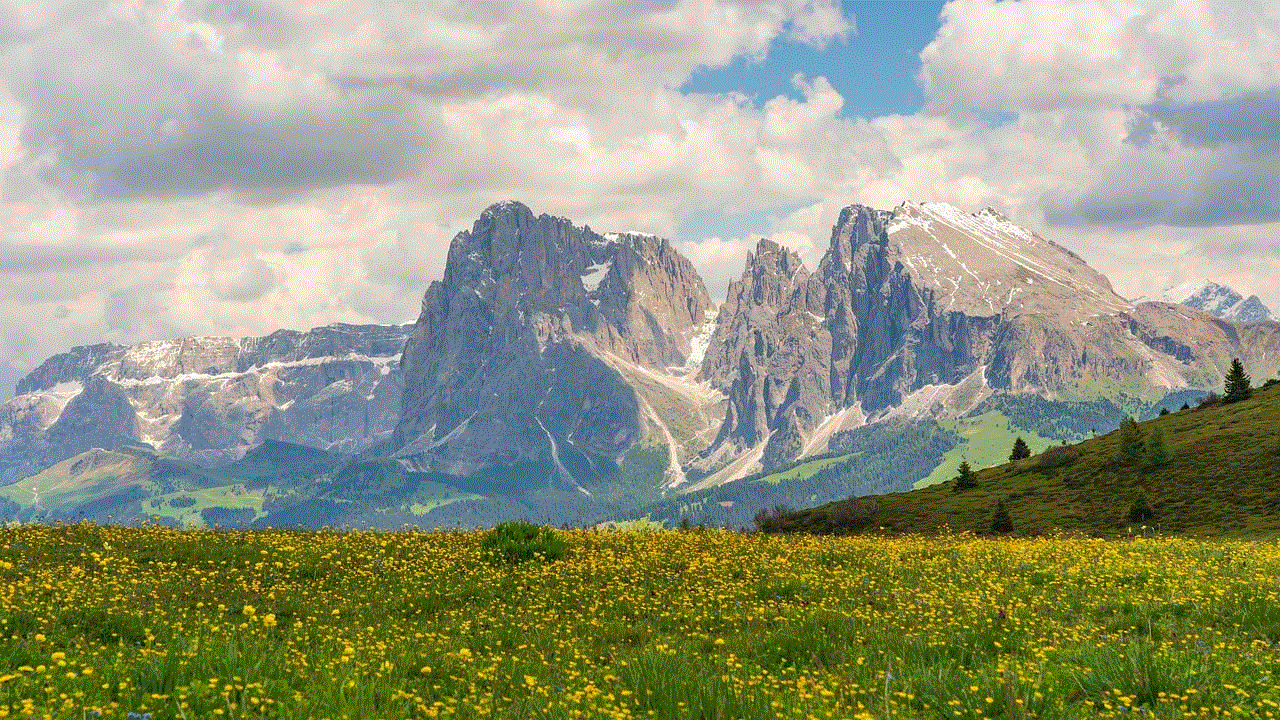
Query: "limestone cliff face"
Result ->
[[700, 201, 1280, 471], [393, 201, 714, 479], [700, 239, 831, 465], [10, 199, 1279, 490], [1, 323, 409, 482]]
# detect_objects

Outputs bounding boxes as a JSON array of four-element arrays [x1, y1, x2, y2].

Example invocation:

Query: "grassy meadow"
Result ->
[[767, 383, 1280, 537], [3, 524, 1280, 719]]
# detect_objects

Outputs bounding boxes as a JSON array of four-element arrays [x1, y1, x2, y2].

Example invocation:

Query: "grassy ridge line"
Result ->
[[4, 524, 1280, 718], [769, 383, 1280, 537]]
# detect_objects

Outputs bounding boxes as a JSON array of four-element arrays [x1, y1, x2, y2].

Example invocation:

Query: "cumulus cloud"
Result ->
[[917, 0, 1280, 229], [4, 2, 425, 200], [0, 0, 1278, 399]]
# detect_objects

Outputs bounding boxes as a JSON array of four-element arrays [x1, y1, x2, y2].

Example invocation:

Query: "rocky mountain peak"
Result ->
[[1160, 280, 1274, 323], [698, 237, 833, 468], [696, 200, 1280, 481], [394, 202, 714, 479], [854, 201, 1129, 318]]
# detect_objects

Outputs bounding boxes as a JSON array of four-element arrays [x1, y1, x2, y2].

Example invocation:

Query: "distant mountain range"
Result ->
[[3, 200, 1278, 527], [1152, 280, 1274, 323]]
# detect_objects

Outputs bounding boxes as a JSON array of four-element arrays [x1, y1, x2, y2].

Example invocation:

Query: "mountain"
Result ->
[[1158, 280, 1274, 323], [5, 200, 1280, 528], [758, 382, 1280, 537], [1, 323, 410, 483], [393, 201, 721, 486], [698, 202, 1280, 478]]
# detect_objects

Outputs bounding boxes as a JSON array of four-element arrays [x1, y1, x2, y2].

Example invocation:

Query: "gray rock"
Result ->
[[1, 323, 410, 482], [394, 201, 715, 481], [699, 201, 1280, 477]]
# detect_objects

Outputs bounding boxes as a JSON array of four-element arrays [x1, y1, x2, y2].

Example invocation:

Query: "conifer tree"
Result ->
[[1224, 358, 1252, 403], [952, 461, 977, 492], [1145, 426, 1170, 468], [1117, 416, 1144, 465], [1009, 437, 1031, 461], [991, 499, 1013, 533]]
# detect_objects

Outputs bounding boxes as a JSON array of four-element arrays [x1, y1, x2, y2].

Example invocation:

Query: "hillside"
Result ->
[[761, 382, 1280, 537]]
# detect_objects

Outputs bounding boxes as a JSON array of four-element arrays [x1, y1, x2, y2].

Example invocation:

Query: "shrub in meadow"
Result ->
[[1038, 444, 1078, 468], [1128, 492, 1155, 523], [479, 520, 567, 565]]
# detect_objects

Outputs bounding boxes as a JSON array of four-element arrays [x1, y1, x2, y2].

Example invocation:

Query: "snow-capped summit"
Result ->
[[1160, 280, 1273, 322]]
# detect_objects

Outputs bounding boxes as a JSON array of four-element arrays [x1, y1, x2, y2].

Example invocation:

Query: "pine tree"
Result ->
[[1224, 358, 1252, 404], [952, 461, 977, 492], [1117, 416, 1144, 465], [1146, 426, 1171, 468], [1009, 436, 1031, 461], [991, 499, 1013, 533]]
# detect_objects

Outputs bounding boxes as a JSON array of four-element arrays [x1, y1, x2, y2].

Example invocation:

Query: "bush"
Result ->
[[170, 496, 197, 508], [1128, 493, 1154, 523], [826, 496, 877, 533], [1038, 445, 1078, 468], [480, 521, 568, 566], [753, 505, 795, 533]]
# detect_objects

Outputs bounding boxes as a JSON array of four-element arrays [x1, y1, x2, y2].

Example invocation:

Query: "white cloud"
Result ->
[[0, 0, 1278, 401], [920, 0, 1280, 114]]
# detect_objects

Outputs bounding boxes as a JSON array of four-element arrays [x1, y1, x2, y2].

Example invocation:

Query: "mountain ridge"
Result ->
[[1158, 280, 1274, 323], [4, 199, 1280, 528], [1, 322, 411, 483]]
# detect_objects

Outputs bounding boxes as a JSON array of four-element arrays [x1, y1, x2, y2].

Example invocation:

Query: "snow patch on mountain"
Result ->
[[580, 261, 611, 292], [1155, 280, 1273, 322]]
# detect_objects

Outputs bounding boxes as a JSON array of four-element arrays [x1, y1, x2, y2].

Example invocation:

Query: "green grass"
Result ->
[[3, 525, 1280, 719], [915, 410, 1057, 488], [145, 485, 267, 525], [771, 383, 1280, 537], [755, 452, 855, 485]]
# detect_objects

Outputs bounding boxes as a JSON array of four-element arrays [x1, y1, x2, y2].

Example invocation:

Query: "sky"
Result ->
[[1, 0, 1279, 399]]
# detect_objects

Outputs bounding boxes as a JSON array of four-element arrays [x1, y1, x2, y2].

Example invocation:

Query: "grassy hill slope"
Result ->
[[763, 383, 1280, 538]]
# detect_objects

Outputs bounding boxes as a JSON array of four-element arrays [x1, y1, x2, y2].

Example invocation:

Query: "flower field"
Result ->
[[2, 524, 1280, 719]]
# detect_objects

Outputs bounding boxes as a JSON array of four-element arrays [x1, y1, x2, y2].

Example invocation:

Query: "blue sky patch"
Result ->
[[679, 1, 946, 119]]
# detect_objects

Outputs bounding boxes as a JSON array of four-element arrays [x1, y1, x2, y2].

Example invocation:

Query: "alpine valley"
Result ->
[[3, 200, 1279, 528]]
